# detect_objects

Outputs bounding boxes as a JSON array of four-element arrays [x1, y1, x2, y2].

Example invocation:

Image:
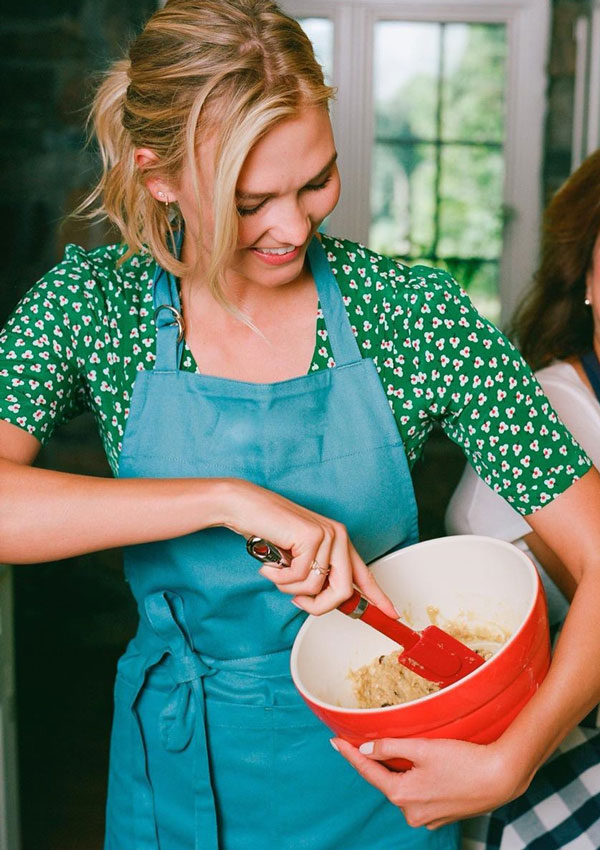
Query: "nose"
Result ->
[[270, 197, 312, 246]]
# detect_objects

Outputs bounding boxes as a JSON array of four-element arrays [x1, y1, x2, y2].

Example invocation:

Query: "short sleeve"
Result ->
[[0, 245, 94, 443], [407, 267, 592, 514]]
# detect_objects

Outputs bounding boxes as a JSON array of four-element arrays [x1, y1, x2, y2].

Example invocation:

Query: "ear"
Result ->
[[134, 147, 175, 204]]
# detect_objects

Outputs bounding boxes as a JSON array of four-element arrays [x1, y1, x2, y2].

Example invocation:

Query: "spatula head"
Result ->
[[398, 625, 485, 687]]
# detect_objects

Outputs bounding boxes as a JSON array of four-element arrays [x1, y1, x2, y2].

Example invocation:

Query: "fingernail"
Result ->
[[359, 741, 374, 755], [291, 600, 305, 610], [392, 606, 401, 618], [329, 738, 339, 752]]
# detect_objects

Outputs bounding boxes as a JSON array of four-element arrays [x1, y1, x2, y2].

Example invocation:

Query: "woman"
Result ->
[[1, 2, 600, 848], [444, 149, 600, 848]]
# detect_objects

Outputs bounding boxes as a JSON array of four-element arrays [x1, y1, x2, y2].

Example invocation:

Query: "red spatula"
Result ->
[[246, 537, 485, 687], [338, 589, 484, 687]]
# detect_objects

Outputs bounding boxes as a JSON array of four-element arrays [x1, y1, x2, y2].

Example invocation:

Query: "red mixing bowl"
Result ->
[[290, 534, 550, 770]]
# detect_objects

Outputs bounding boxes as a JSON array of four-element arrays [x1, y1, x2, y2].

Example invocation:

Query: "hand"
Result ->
[[220, 478, 398, 617], [331, 736, 520, 829]]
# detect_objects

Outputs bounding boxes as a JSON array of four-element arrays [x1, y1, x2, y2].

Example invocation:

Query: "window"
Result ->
[[371, 22, 506, 320], [282, 0, 550, 325]]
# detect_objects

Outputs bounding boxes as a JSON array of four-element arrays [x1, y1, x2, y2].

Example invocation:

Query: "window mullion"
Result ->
[[328, 3, 375, 243]]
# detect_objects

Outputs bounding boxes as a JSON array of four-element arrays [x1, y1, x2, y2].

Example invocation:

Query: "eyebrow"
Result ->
[[235, 152, 338, 201]]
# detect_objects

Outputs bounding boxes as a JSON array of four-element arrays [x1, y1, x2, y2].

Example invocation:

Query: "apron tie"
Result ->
[[130, 590, 219, 850]]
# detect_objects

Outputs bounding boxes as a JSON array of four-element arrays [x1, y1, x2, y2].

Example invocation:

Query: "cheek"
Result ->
[[236, 216, 262, 250]]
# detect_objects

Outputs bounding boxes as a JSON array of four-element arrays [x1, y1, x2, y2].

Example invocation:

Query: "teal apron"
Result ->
[[105, 236, 459, 850]]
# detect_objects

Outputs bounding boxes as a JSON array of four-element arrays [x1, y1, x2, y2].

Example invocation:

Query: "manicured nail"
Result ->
[[329, 738, 339, 752], [359, 741, 374, 755]]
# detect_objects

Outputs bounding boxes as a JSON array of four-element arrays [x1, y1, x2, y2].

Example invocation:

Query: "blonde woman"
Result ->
[[2, 2, 600, 848]]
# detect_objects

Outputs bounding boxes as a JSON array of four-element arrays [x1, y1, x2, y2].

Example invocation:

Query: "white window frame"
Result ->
[[573, 0, 600, 170], [282, 0, 550, 325]]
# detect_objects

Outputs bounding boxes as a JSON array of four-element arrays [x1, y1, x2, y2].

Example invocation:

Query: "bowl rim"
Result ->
[[290, 534, 542, 714]]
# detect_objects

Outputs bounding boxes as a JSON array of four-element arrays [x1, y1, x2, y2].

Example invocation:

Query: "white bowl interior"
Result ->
[[291, 535, 539, 709]]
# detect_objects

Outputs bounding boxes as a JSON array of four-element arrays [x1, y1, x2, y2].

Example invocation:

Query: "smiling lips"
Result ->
[[250, 245, 301, 265]]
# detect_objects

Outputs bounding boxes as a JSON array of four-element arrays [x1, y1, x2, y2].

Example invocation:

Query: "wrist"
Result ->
[[198, 476, 249, 532], [487, 738, 537, 803]]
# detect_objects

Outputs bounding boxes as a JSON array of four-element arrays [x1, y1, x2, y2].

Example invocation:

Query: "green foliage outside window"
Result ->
[[370, 23, 507, 321]]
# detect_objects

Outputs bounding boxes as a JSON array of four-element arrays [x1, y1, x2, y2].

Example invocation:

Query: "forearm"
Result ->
[[523, 529, 576, 601], [495, 568, 600, 794], [0, 457, 234, 563], [494, 472, 600, 795]]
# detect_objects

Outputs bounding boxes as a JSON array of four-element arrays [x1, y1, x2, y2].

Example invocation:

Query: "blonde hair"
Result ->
[[81, 0, 335, 308]]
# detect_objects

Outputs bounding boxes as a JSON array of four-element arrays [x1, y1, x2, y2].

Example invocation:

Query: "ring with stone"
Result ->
[[310, 559, 330, 577]]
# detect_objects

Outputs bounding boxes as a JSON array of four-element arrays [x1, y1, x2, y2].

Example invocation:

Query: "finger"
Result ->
[[332, 738, 401, 800], [294, 529, 353, 614], [349, 546, 399, 619], [262, 533, 334, 595], [425, 818, 451, 830], [257, 528, 327, 586]]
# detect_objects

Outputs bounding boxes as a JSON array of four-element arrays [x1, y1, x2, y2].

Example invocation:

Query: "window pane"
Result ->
[[438, 144, 504, 258], [370, 19, 505, 320], [442, 24, 507, 143], [370, 142, 436, 257], [444, 259, 501, 325], [298, 18, 334, 83], [374, 22, 440, 141]]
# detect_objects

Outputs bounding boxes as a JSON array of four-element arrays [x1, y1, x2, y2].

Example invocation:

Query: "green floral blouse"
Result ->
[[0, 233, 590, 514]]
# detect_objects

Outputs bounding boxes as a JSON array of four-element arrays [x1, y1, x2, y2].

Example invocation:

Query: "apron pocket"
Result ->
[[205, 697, 458, 850]]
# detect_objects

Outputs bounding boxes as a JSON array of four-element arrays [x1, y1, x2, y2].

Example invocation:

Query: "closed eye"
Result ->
[[236, 174, 333, 217]]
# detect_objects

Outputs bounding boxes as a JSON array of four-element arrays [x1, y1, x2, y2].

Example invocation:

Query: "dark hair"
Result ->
[[510, 150, 600, 370]]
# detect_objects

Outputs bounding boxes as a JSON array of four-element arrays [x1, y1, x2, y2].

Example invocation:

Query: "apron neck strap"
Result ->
[[580, 350, 600, 402], [307, 237, 362, 366], [152, 231, 184, 372], [151, 233, 362, 372]]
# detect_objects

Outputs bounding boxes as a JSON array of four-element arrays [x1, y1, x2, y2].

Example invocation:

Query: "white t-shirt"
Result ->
[[445, 360, 600, 625]]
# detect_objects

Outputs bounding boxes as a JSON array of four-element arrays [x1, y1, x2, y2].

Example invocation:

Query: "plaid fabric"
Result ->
[[462, 624, 600, 849]]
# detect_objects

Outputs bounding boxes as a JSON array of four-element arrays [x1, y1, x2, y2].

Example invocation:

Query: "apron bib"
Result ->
[[104, 236, 459, 850]]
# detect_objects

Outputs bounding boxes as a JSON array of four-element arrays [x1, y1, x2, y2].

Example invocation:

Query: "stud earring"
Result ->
[[157, 191, 169, 206], [585, 297, 592, 307]]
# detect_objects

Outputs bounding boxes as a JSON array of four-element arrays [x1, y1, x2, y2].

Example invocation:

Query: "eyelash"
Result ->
[[236, 175, 332, 217]]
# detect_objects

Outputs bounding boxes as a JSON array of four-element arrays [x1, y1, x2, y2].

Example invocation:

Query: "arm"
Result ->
[[332, 277, 600, 825], [0, 420, 229, 563], [446, 460, 576, 601], [0, 420, 397, 617], [334, 468, 600, 827], [523, 529, 576, 601], [445, 359, 600, 602]]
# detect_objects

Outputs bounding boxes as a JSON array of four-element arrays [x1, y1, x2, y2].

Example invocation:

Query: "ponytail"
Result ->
[[78, 0, 334, 300]]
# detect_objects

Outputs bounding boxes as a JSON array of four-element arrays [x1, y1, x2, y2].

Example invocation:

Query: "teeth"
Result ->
[[255, 246, 295, 255]]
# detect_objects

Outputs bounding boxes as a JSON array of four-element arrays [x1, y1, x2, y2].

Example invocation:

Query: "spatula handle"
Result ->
[[337, 590, 419, 650]]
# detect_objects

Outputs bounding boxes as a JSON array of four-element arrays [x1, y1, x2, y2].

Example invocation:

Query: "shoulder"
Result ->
[[58, 242, 155, 290], [535, 361, 599, 412], [534, 360, 600, 461], [537, 361, 589, 391], [16, 243, 155, 318], [321, 234, 470, 308]]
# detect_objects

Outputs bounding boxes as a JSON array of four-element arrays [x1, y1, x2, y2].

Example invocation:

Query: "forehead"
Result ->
[[236, 107, 335, 192]]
